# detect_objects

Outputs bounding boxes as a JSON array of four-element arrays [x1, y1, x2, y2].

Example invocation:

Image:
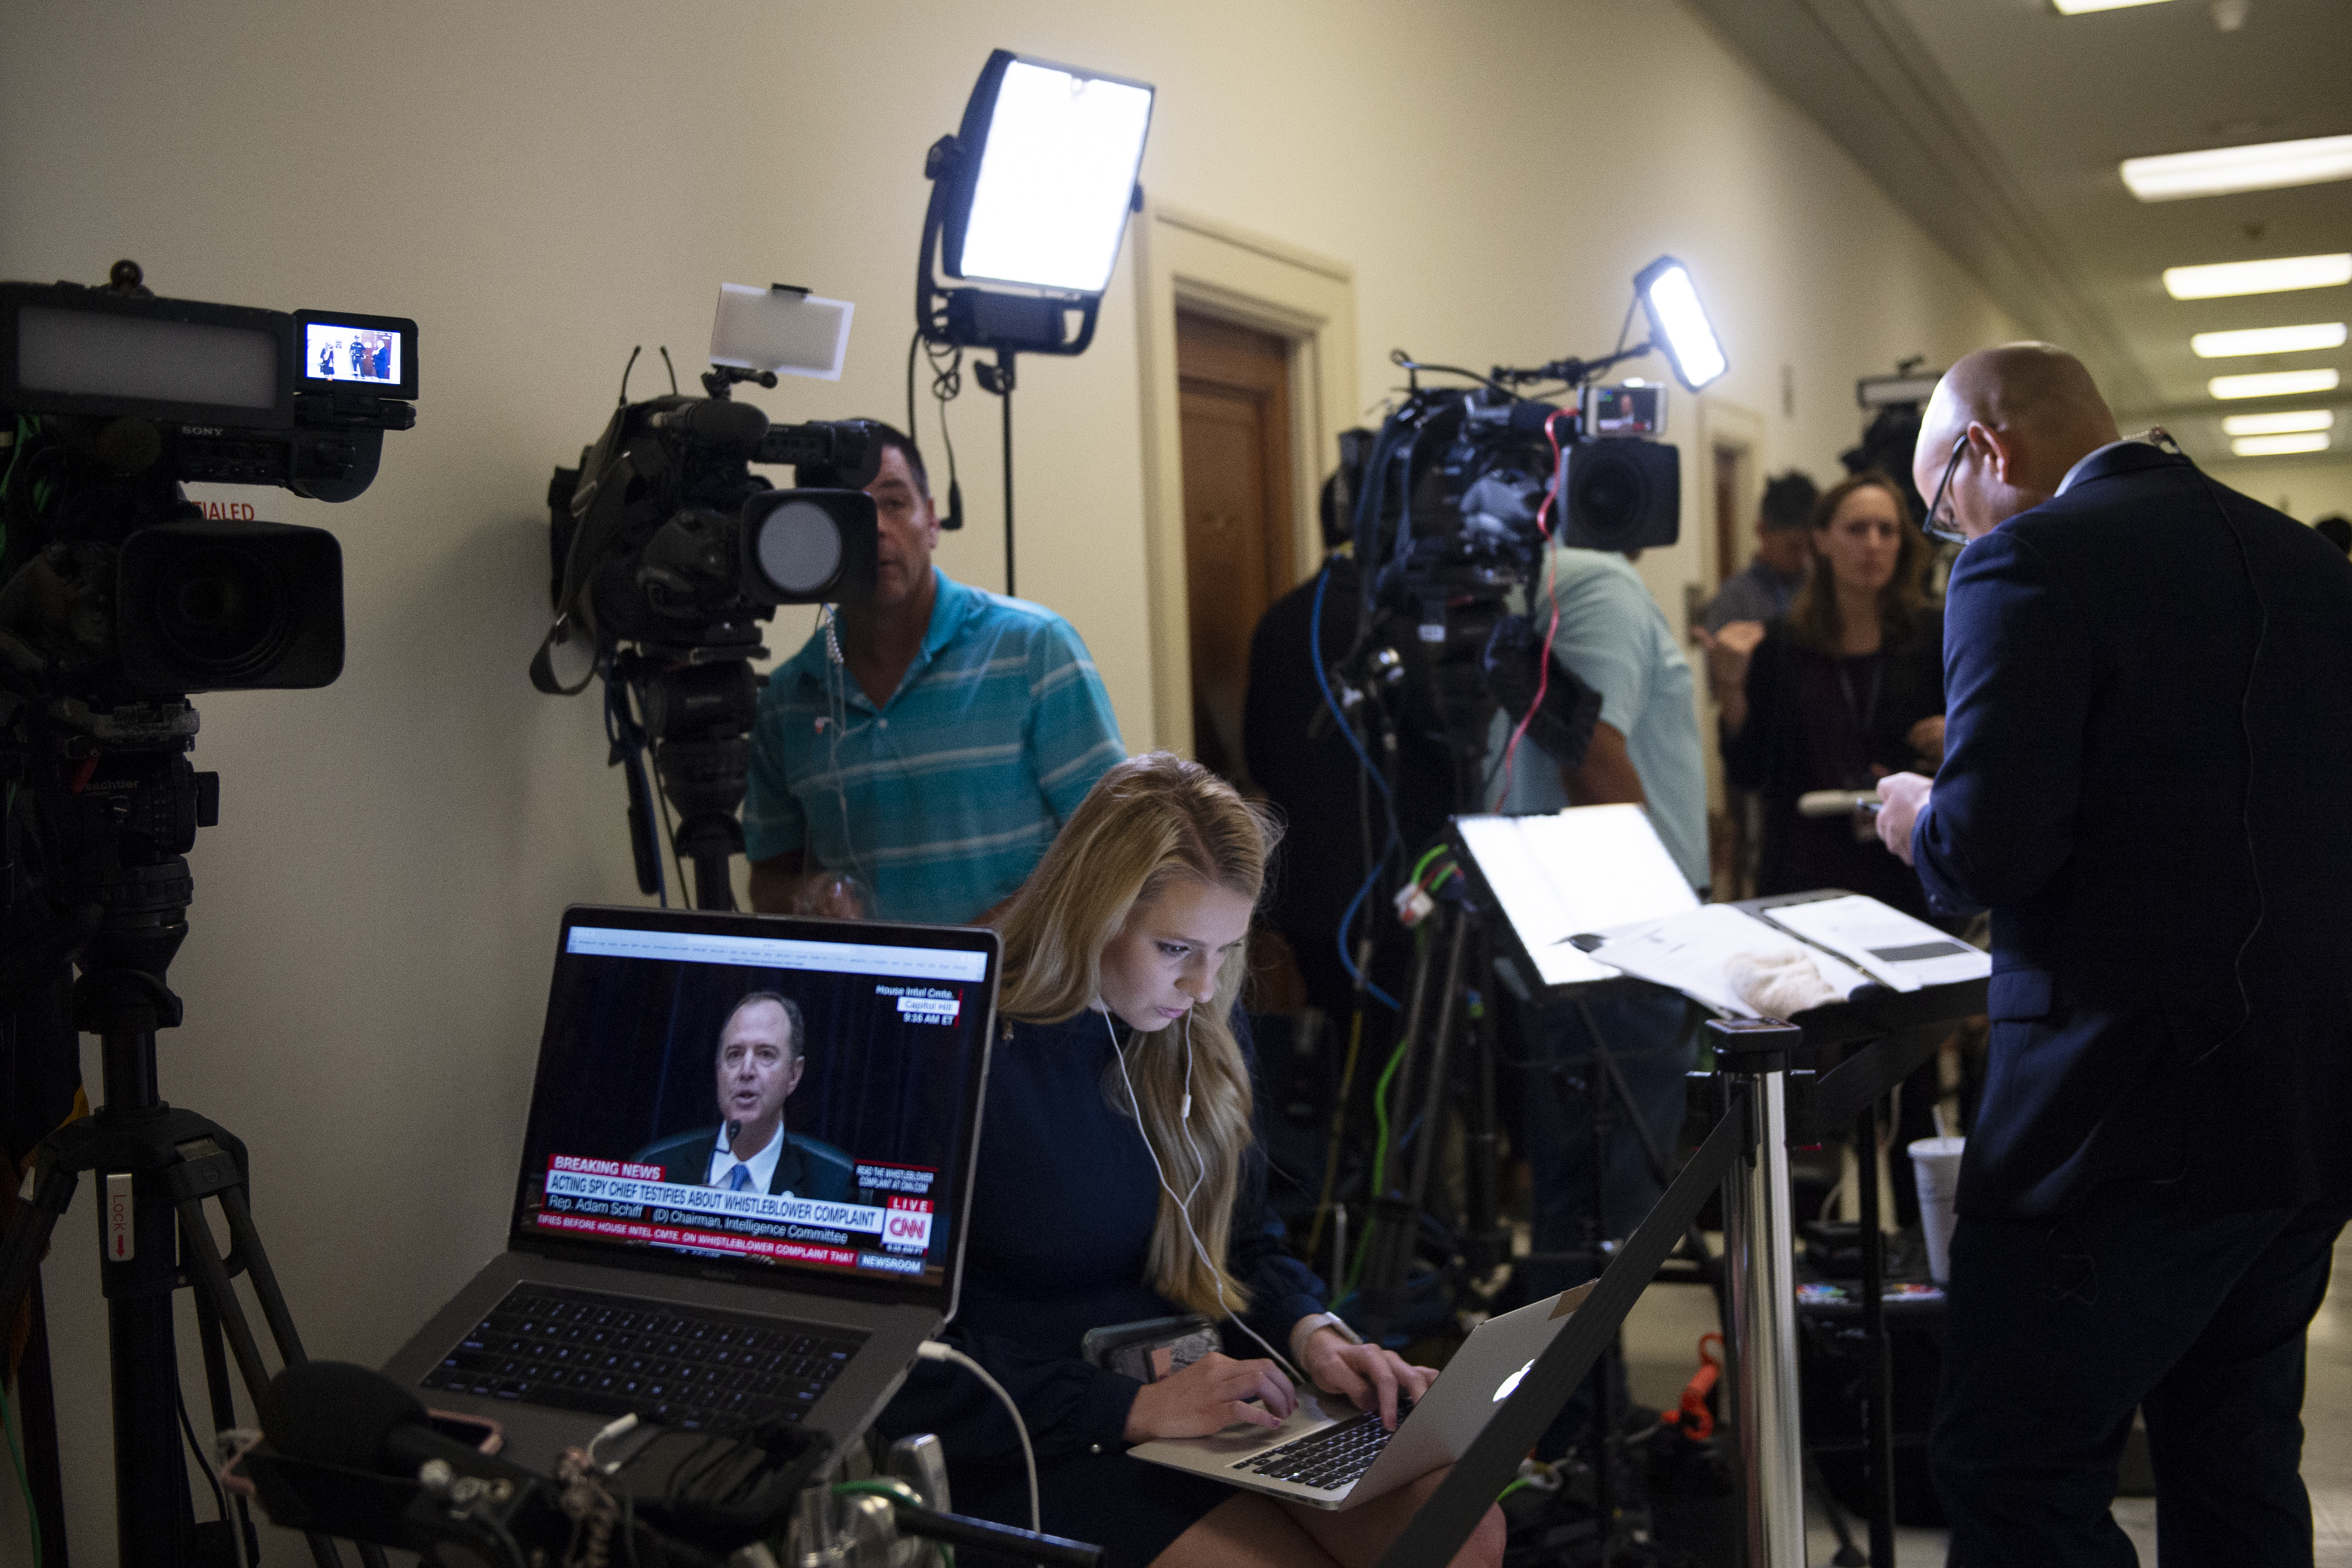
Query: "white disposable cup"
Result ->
[[1908, 1136, 1965, 1283]]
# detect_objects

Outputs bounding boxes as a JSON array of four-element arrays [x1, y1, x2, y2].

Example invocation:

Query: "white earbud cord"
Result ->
[[818, 605, 869, 891], [1102, 1006, 1303, 1385]]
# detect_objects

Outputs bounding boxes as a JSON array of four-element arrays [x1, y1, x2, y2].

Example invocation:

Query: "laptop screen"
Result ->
[[510, 907, 997, 1305]]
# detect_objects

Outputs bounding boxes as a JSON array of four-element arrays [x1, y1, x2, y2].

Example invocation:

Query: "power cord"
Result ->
[[914, 1341, 1038, 1534]]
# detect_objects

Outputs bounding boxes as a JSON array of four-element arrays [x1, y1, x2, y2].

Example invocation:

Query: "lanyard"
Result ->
[[1836, 655, 1883, 738]]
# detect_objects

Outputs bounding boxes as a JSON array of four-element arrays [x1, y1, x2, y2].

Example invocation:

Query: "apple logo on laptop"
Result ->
[[1493, 1357, 1535, 1403]]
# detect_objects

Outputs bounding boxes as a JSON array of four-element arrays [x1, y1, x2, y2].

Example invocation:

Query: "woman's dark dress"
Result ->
[[1722, 610, 1945, 918], [876, 1010, 1325, 1567]]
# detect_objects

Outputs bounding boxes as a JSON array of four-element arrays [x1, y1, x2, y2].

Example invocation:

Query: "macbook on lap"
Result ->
[[1128, 1283, 1592, 1510], [382, 904, 998, 1471]]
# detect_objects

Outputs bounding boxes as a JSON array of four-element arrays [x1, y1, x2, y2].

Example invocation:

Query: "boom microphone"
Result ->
[[646, 397, 770, 445]]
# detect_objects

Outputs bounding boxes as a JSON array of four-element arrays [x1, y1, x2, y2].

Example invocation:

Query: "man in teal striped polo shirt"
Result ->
[[744, 427, 1123, 925]]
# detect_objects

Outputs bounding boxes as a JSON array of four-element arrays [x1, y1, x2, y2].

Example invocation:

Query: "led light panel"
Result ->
[[2230, 432, 2331, 457], [2123, 135, 2352, 201], [2209, 369, 2342, 399], [2053, 0, 2174, 11], [2191, 323, 2348, 358], [957, 59, 1154, 294], [2164, 255, 2352, 299], [1635, 258, 1727, 391], [2222, 409, 2334, 436]]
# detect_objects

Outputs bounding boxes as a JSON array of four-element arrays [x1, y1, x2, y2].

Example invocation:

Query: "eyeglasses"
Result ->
[[1922, 434, 1969, 545]]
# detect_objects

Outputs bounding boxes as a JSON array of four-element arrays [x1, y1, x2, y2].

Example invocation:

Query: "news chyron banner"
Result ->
[[536, 1154, 938, 1279]]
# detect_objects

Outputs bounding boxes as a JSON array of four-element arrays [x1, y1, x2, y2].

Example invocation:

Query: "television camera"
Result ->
[[0, 259, 418, 1568], [1305, 259, 1726, 1339], [532, 359, 884, 911]]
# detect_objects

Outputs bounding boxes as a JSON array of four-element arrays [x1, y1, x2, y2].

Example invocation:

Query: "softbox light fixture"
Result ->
[[919, 50, 1155, 359], [1634, 256, 1728, 393]]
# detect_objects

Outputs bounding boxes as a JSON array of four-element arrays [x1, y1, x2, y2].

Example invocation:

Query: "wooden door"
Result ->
[[1176, 312, 1294, 787], [1713, 443, 1742, 587]]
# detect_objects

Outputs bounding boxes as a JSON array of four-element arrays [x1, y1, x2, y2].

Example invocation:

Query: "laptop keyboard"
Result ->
[[418, 1282, 866, 1431], [1232, 1396, 1413, 1492]]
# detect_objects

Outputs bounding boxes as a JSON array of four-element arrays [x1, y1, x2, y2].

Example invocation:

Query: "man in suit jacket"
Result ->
[[634, 990, 855, 1203], [1874, 343, 2352, 1565]]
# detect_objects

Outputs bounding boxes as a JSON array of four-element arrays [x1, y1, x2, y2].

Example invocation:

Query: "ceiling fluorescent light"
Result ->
[[2230, 433, 2331, 457], [2123, 135, 2352, 201], [2222, 410, 2334, 436], [2209, 369, 2342, 399], [2191, 323, 2348, 358], [2164, 255, 2352, 299], [2052, 0, 2174, 10]]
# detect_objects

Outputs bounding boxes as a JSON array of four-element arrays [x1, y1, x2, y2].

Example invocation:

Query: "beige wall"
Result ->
[[0, 2, 2015, 1558], [2205, 458, 2352, 523]]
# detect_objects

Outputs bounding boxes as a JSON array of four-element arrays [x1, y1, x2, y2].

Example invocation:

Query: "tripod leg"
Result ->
[[190, 1279, 260, 1568], [16, 1280, 72, 1568], [175, 1189, 383, 1568]]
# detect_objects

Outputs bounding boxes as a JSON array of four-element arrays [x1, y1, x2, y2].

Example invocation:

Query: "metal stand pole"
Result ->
[[1856, 1097, 1896, 1566], [976, 352, 1017, 596], [1711, 1017, 1806, 1568]]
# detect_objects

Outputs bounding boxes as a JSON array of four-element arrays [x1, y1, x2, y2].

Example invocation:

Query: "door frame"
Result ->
[[1133, 202, 1358, 755], [1692, 394, 1765, 818]]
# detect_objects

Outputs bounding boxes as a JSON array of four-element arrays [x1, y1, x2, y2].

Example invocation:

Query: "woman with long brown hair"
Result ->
[[877, 752, 1502, 1568], [1701, 471, 1947, 915]]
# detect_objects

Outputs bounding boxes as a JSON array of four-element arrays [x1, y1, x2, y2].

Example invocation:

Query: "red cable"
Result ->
[[1497, 411, 1574, 804]]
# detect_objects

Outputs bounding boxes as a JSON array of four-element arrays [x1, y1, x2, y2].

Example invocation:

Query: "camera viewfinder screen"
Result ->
[[1586, 384, 1665, 438], [304, 322, 401, 387], [512, 918, 994, 1298]]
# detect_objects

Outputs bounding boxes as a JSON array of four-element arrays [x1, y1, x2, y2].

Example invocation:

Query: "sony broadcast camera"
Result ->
[[532, 358, 885, 909], [0, 259, 416, 1050], [1322, 365, 1679, 803], [0, 260, 416, 705]]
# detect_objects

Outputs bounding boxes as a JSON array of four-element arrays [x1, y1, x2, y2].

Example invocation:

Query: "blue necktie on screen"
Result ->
[[725, 1163, 754, 1192]]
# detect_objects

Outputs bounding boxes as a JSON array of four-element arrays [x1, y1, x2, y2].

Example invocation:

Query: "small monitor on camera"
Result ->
[[1583, 381, 1665, 439], [294, 308, 418, 399]]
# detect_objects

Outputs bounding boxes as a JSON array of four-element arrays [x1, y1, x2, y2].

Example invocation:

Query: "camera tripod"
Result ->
[[604, 634, 764, 913], [1334, 595, 1720, 1566], [0, 729, 386, 1568]]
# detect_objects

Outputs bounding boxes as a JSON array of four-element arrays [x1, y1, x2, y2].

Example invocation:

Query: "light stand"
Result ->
[[913, 49, 1154, 601], [974, 351, 1019, 596]]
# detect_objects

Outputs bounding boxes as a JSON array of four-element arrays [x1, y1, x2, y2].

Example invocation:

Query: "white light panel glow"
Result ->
[[2164, 255, 2352, 299], [2209, 369, 2343, 399], [2222, 409, 2334, 436], [2190, 322, 2348, 358], [2053, 0, 2174, 11], [2123, 135, 2352, 201], [958, 61, 1153, 294], [2230, 432, 2331, 457], [1641, 264, 1727, 390]]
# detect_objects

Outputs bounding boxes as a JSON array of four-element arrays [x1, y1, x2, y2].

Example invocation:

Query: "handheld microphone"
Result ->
[[258, 1361, 535, 1487], [1797, 788, 1882, 818]]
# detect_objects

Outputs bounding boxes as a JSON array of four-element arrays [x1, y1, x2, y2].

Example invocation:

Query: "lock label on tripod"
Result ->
[[105, 1174, 135, 1262]]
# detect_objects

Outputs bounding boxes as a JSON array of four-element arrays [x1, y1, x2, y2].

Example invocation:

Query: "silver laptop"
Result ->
[[1128, 1283, 1592, 1510], [382, 903, 998, 1473]]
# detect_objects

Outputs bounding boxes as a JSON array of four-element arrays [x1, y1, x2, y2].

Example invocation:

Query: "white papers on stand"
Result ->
[[1454, 805, 1699, 988], [1580, 905, 1873, 1018], [1761, 894, 1989, 992]]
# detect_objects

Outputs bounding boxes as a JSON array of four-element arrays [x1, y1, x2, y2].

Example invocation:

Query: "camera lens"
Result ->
[[753, 499, 845, 596], [152, 544, 294, 680]]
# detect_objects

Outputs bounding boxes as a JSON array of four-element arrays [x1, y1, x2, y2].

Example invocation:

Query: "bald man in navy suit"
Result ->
[[1874, 343, 2352, 1565], [633, 990, 854, 1204]]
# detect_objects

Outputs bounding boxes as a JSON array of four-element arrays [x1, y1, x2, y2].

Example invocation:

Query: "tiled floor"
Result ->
[[1619, 1228, 2352, 1565]]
